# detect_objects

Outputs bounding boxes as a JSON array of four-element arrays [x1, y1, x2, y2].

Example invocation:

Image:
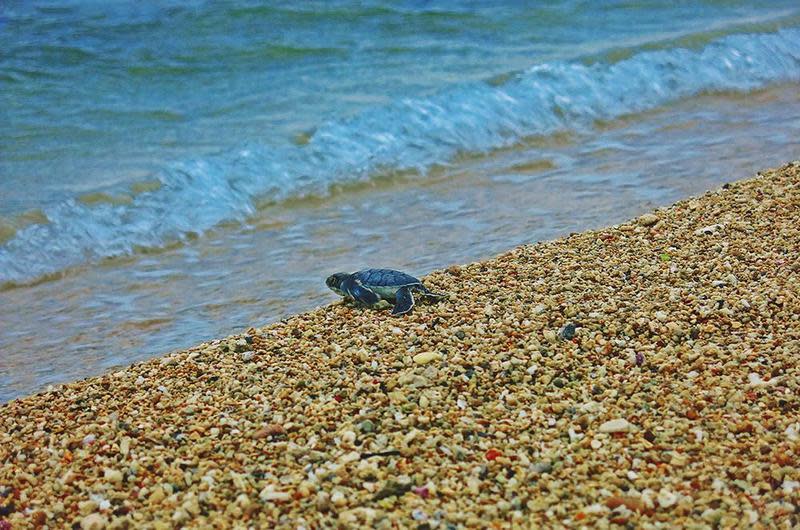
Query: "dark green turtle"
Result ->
[[326, 268, 446, 316]]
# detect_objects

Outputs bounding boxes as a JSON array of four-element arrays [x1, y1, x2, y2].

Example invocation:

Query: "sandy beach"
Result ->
[[1, 162, 799, 528]]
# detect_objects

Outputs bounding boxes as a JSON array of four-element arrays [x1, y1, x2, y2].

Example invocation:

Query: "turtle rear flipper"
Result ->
[[391, 286, 415, 316], [421, 286, 447, 300]]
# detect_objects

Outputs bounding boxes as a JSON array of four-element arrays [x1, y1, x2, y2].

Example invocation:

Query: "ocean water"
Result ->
[[1, 1, 799, 401]]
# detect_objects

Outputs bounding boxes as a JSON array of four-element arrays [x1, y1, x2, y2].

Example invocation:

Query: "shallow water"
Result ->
[[2, 2, 800, 400], [2, 84, 799, 401]]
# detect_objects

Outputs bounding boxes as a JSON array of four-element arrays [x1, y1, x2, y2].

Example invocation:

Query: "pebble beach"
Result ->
[[1, 162, 799, 529]]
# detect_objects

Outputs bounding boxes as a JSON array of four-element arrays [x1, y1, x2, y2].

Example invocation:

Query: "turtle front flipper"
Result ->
[[343, 277, 381, 306], [391, 286, 415, 316]]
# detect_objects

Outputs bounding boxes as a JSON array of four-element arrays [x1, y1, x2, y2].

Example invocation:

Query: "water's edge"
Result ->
[[4, 158, 798, 404]]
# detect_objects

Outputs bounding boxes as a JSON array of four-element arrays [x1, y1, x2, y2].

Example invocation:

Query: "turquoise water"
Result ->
[[1, 1, 800, 400]]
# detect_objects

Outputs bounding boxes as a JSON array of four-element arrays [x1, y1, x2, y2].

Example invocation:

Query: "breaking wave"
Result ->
[[2, 28, 799, 285]]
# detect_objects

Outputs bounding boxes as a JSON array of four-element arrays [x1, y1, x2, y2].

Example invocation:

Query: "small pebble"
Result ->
[[316, 491, 331, 511], [657, 489, 679, 508], [748, 372, 779, 387], [81, 513, 107, 530], [412, 351, 441, 365], [599, 418, 634, 433], [103, 469, 123, 486], [259, 487, 290, 502], [330, 490, 347, 507], [148, 487, 165, 504], [638, 213, 659, 226], [694, 223, 723, 235], [413, 486, 430, 499], [786, 423, 799, 441], [485, 449, 502, 461], [359, 420, 375, 433], [558, 323, 576, 340], [252, 423, 284, 439]]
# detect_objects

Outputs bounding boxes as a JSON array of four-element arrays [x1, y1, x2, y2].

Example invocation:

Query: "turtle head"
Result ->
[[326, 272, 350, 297]]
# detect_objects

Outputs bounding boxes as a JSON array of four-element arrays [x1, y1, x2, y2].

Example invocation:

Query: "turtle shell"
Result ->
[[353, 269, 421, 288]]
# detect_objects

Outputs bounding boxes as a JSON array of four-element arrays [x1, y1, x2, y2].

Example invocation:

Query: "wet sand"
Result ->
[[1, 162, 799, 528]]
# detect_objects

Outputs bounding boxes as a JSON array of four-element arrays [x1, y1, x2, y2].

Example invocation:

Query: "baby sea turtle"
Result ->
[[326, 268, 446, 316]]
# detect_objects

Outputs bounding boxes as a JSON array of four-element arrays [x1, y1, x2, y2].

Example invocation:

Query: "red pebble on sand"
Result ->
[[485, 449, 502, 461], [413, 486, 430, 499], [333, 395, 344, 402]]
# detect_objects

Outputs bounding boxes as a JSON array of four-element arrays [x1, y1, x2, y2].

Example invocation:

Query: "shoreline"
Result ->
[[4, 80, 800, 406], [1, 162, 799, 528]]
